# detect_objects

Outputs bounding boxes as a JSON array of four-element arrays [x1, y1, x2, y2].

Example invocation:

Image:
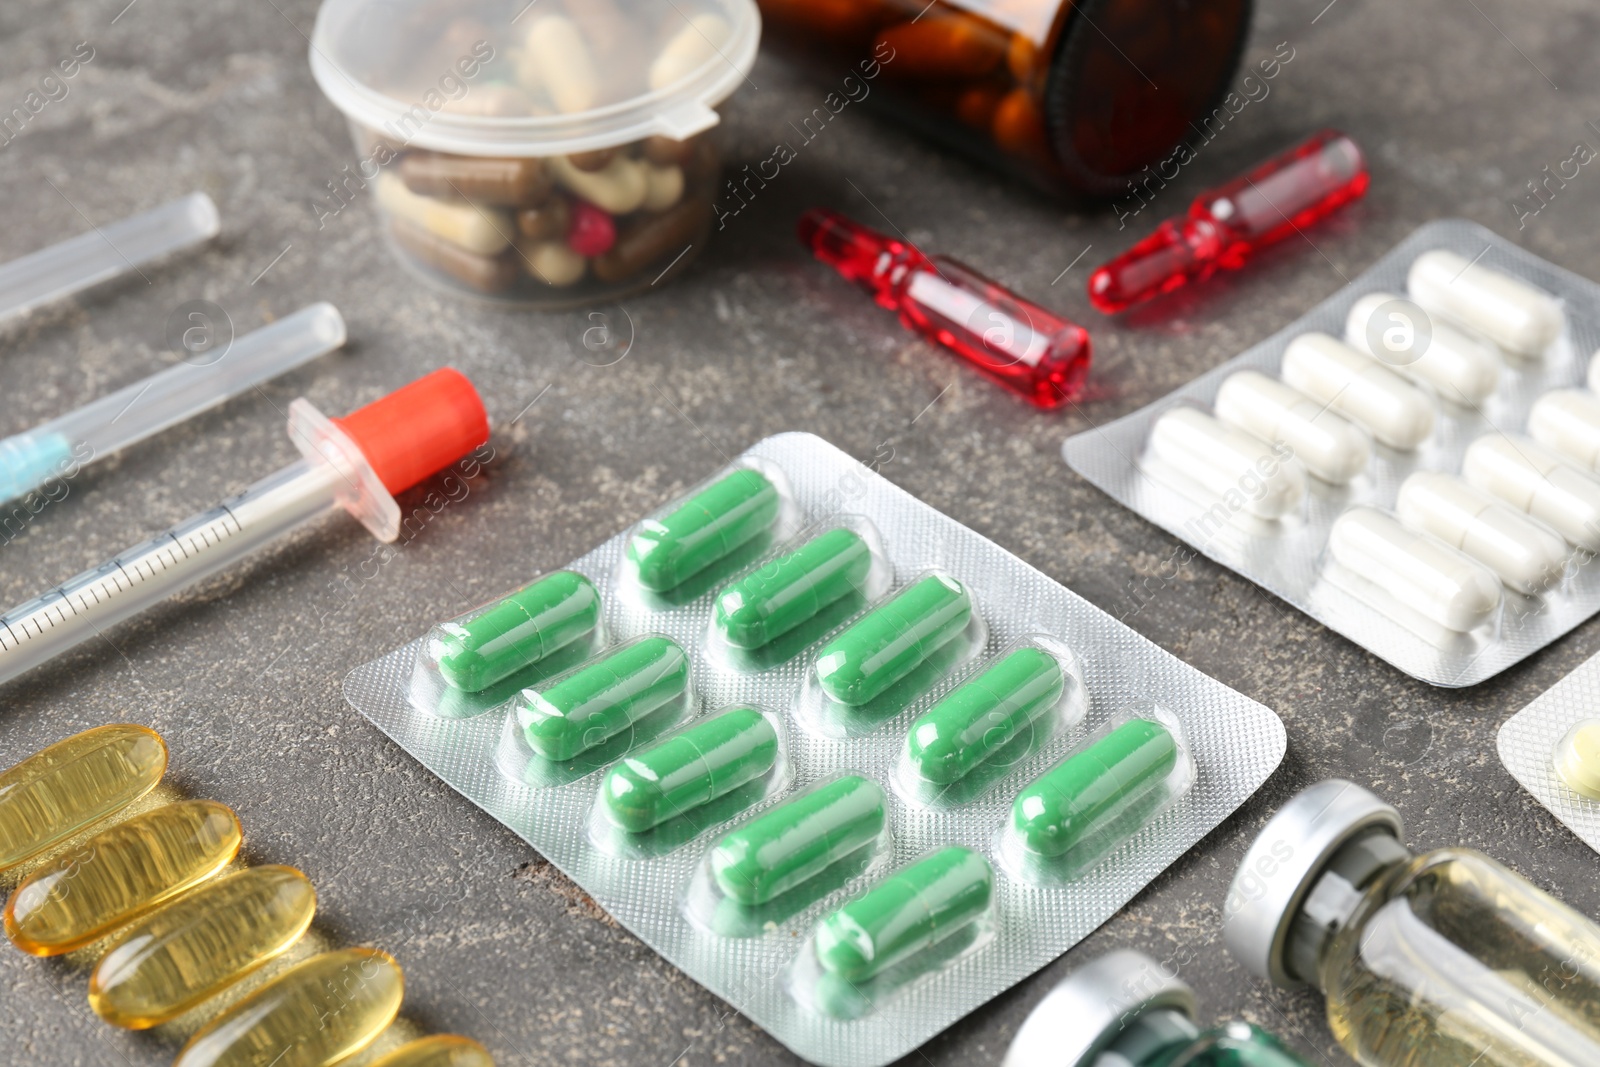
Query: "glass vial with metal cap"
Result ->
[[1003, 948, 1311, 1067], [752, 0, 1255, 196], [1222, 779, 1600, 1067]]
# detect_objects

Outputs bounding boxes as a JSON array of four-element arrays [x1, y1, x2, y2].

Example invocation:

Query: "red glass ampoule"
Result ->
[[1088, 130, 1370, 314], [798, 208, 1091, 408]]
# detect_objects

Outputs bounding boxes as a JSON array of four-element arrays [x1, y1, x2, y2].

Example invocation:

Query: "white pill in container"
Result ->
[[1407, 250, 1564, 358], [1328, 507, 1502, 631], [1529, 389, 1600, 470], [1214, 370, 1370, 485], [1344, 291, 1502, 404], [1146, 407, 1305, 520], [1397, 472, 1568, 594], [1463, 434, 1600, 552], [1280, 332, 1435, 450]]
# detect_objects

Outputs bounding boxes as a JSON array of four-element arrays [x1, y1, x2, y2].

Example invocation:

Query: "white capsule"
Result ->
[[1529, 389, 1600, 470], [1345, 291, 1502, 404], [1328, 507, 1502, 631], [1280, 332, 1435, 450], [1463, 434, 1600, 552], [1407, 250, 1564, 358], [1397, 471, 1568, 594], [1588, 349, 1600, 393], [522, 240, 586, 287], [650, 14, 731, 90], [1214, 370, 1370, 484], [374, 174, 510, 256], [522, 15, 601, 113], [1147, 407, 1305, 519], [548, 154, 648, 215]]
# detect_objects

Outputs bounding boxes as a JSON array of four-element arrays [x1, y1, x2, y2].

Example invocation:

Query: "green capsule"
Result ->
[[1011, 718, 1179, 857], [714, 528, 873, 649], [601, 707, 779, 833], [814, 846, 992, 982], [428, 571, 600, 692], [626, 468, 781, 592], [906, 648, 1065, 785], [814, 574, 973, 706], [710, 776, 887, 905], [517, 637, 689, 761]]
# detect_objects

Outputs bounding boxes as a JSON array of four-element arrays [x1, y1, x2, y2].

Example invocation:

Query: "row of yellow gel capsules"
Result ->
[[0, 723, 490, 1067]]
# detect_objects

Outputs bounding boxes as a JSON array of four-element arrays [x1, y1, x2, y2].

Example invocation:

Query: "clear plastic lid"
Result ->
[[309, 0, 762, 156]]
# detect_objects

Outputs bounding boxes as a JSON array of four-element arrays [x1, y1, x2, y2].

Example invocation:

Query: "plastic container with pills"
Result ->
[[753, 0, 1256, 196], [309, 0, 759, 307]]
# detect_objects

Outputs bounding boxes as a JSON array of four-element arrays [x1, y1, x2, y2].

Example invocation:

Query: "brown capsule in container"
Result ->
[[683, 135, 721, 187], [642, 135, 694, 166], [391, 218, 520, 294], [567, 147, 618, 172], [517, 196, 573, 242], [399, 153, 553, 206], [592, 198, 711, 284]]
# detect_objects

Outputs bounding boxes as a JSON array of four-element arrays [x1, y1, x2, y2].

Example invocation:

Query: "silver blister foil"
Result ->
[[1065, 220, 1600, 687], [1499, 651, 1600, 855], [343, 432, 1286, 1067]]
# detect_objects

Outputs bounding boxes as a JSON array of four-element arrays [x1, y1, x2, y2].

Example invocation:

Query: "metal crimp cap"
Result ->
[[1222, 780, 1403, 987], [1003, 949, 1197, 1067]]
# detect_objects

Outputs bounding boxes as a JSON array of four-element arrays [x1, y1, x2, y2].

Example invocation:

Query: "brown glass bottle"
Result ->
[[754, 0, 1255, 195]]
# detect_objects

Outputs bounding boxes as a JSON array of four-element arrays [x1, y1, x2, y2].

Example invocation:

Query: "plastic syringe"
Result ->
[[0, 193, 221, 325], [0, 368, 489, 686], [0, 303, 347, 505]]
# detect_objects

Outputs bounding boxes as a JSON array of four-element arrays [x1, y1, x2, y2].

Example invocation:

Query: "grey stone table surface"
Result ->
[[3, 0, 1599, 1063]]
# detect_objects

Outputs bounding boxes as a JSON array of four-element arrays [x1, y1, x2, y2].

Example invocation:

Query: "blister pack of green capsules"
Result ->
[[343, 432, 1286, 1067]]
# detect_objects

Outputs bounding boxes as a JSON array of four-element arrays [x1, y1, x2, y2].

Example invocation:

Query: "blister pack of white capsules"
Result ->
[[343, 432, 1286, 1067], [1498, 649, 1600, 856], [1065, 219, 1600, 688]]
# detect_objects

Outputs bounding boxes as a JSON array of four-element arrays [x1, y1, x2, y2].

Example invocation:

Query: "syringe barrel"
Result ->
[[0, 304, 346, 506], [0, 193, 220, 325], [0, 459, 340, 686]]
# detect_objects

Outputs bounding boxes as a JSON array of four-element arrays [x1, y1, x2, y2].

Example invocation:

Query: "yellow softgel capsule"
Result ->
[[4, 799, 241, 956], [370, 1035, 495, 1067], [1555, 718, 1600, 800], [0, 723, 167, 873], [89, 865, 316, 1029], [174, 947, 404, 1067]]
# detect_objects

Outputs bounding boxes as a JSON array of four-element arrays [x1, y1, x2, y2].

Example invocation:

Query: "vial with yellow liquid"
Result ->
[[1224, 780, 1600, 1067]]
